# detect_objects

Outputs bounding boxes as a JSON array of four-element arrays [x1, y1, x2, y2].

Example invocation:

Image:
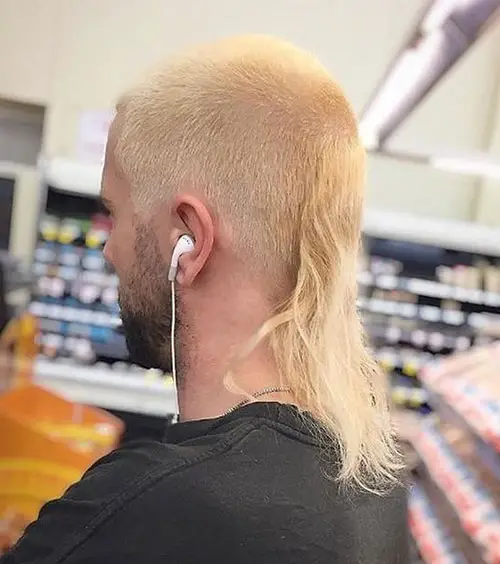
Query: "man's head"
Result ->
[[101, 35, 399, 488], [102, 34, 362, 371]]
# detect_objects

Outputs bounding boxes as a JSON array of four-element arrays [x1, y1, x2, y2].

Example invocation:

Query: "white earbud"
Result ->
[[169, 234, 195, 420], [168, 234, 195, 282]]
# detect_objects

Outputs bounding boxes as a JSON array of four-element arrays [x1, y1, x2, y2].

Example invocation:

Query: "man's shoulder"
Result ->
[[3, 424, 257, 564]]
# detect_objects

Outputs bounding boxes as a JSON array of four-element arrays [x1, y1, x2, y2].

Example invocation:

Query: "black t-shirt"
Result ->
[[2, 403, 409, 563]]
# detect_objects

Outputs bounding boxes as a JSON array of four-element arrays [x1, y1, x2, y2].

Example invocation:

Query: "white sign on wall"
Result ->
[[76, 109, 115, 164]]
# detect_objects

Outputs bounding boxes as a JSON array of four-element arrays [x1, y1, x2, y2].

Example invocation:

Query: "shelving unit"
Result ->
[[26, 160, 173, 420], [409, 481, 470, 564], [34, 359, 176, 417], [409, 343, 500, 563], [360, 214, 500, 413]]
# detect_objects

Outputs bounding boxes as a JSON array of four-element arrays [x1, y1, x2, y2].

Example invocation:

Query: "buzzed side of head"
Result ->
[[114, 34, 363, 283]]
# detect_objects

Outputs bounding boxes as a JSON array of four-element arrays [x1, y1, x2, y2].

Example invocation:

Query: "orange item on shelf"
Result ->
[[0, 383, 124, 546], [0, 313, 39, 389]]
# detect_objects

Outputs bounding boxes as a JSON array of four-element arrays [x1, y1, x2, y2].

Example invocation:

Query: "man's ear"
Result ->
[[171, 193, 215, 286]]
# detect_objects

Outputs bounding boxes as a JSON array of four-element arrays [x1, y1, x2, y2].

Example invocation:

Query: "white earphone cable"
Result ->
[[170, 279, 180, 417]]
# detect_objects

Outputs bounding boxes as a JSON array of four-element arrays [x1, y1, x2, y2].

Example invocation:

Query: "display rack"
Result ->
[[28, 159, 175, 419], [361, 213, 500, 413], [409, 342, 500, 563], [34, 359, 176, 416]]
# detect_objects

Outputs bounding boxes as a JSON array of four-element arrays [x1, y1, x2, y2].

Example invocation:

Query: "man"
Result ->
[[3, 35, 408, 563]]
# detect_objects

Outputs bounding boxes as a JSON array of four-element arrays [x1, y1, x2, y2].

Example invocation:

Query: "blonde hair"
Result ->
[[115, 35, 402, 492]]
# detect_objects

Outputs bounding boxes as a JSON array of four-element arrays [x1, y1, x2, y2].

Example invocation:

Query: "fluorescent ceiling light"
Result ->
[[360, 30, 445, 149], [431, 155, 500, 179], [360, 0, 498, 147], [421, 0, 476, 33]]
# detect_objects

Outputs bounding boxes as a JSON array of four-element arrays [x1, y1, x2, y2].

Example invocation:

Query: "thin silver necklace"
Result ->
[[222, 386, 292, 417]]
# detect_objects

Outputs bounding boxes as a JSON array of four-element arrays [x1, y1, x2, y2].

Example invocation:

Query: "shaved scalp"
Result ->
[[115, 35, 359, 278], [114, 35, 402, 492]]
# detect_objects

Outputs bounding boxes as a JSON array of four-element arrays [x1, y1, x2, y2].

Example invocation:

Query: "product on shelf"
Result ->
[[421, 343, 500, 452], [27, 192, 131, 371], [27, 186, 173, 421], [408, 342, 500, 563], [413, 420, 500, 562], [360, 235, 500, 413], [409, 483, 467, 564]]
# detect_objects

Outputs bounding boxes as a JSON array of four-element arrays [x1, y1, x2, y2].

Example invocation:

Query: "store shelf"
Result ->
[[364, 210, 500, 257], [409, 481, 470, 564], [413, 468, 484, 564], [42, 157, 101, 198], [29, 301, 120, 328], [412, 420, 500, 562], [358, 272, 500, 309], [34, 358, 177, 417]]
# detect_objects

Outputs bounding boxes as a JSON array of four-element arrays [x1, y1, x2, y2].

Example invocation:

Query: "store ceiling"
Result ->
[[355, 1, 500, 156]]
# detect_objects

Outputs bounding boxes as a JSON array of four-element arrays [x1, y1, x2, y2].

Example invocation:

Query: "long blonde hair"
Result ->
[[114, 35, 402, 492]]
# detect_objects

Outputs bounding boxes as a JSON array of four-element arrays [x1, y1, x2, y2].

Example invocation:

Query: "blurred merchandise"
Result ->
[[359, 217, 500, 562], [360, 231, 500, 416], [31, 187, 131, 372], [409, 342, 500, 563], [0, 384, 122, 552], [0, 306, 123, 554], [27, 181, 176, 423]]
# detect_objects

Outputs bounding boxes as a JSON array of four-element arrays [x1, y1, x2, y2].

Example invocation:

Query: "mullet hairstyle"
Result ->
[[114, 35, 403, 492]]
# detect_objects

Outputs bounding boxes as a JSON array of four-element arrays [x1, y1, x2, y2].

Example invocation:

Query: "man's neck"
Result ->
[[175, 268, 289, 421], [177, 344, 284, 421]]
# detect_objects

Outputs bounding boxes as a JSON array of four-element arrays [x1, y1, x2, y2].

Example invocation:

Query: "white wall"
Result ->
[[42, 0, 424, 156], [0, 0, 58, 104], [1, 0, 500, 225], [474, 62, 500, 226]]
